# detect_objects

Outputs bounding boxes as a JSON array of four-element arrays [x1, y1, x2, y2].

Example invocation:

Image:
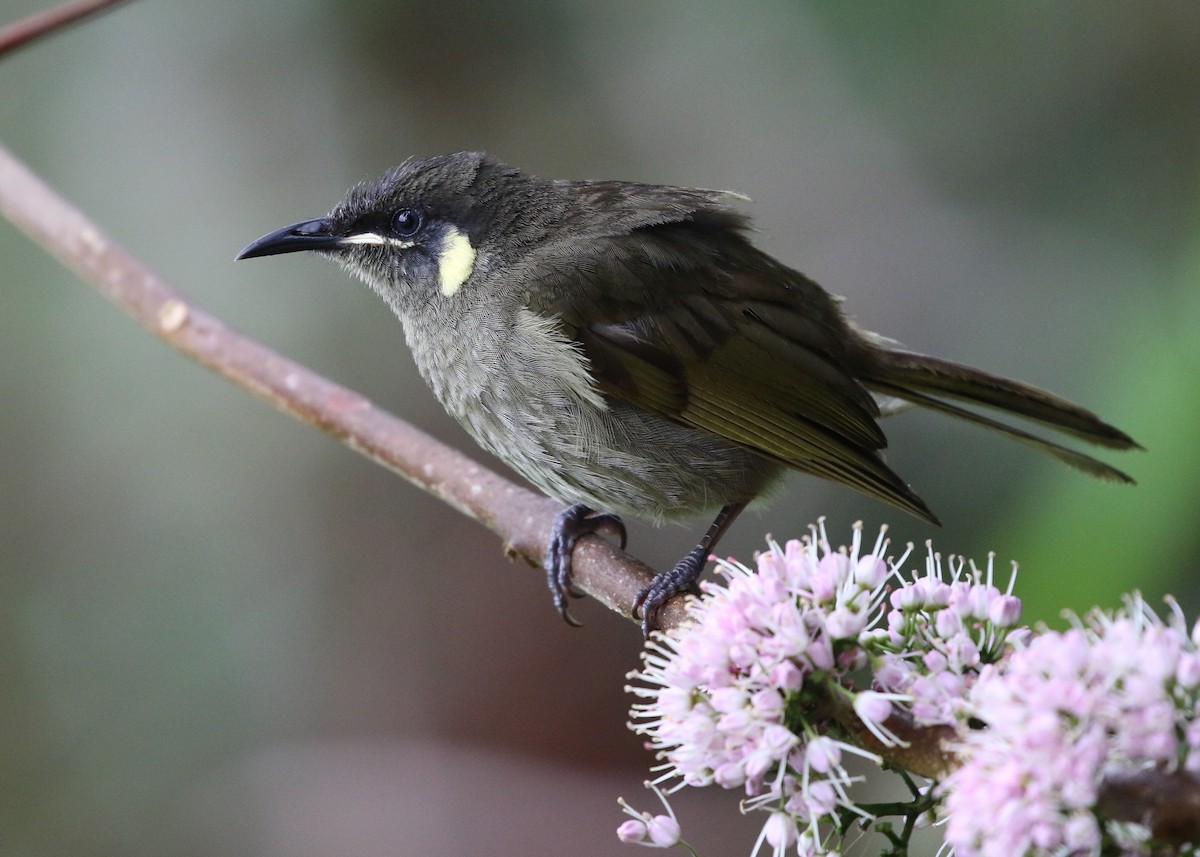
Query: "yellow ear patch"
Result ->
[[438, 225, 476, 297]]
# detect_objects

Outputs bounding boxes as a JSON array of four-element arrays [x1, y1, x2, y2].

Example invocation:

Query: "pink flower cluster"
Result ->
[[943, 597, 1200, 857], [620, 522, 1200, 857], [873, 549, 1024, 726], [625, 522, 932, 854]]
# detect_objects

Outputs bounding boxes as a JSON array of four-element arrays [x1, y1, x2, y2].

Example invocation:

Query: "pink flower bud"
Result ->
[[616, 819, 647, 844], [763, 811, 798, 849], [645, 815, 681, 847], [824, 607, 865, 640], [854, 555, 888, 589], [935, 608, 963, 638], [805, 736, 842, 774], [987, 594, 1022, 628], [854, 690, 893, 725]]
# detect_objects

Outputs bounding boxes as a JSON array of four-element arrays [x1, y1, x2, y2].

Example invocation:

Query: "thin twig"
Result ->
[[0, 0, 130, 57]]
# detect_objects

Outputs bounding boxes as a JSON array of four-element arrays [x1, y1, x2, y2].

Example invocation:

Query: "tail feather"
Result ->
[[868, 379, 1135, 483], [870, 350, 1140, 451], [864, 349, 1140, 481]]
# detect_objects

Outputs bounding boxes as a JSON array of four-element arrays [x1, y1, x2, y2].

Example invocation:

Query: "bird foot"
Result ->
[[546, 503, 627, 626], [632, 543, 708, 636]]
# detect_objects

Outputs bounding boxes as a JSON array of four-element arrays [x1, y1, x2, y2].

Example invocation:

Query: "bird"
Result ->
[[237, 152, 1139, 634]]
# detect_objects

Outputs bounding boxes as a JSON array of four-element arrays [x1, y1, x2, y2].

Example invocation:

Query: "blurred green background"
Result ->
[[1, 2, 1197, 855]]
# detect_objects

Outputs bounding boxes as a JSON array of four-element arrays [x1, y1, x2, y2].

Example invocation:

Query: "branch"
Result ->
[[1096, 769, 1200, 841], [824, 688, 959, 780], [0, 0, 129, 55]]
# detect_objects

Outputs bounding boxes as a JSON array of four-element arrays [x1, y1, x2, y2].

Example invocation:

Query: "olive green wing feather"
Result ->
[[571, 294, 938, 525], [523, 187, 937, 523]]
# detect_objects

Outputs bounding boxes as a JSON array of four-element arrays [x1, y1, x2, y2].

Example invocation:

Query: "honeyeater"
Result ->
[[237, 152, 1138, 633]]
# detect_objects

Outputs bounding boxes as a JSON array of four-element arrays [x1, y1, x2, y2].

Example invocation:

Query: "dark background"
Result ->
[[2, 2, 1197, 854]]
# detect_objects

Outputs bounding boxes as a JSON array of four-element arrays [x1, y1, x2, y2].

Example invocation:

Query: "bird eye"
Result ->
[[391, 208, 425, 238]]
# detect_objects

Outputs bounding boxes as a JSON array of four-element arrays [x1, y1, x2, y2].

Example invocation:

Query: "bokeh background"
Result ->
[[2, 2, 1198, 855]]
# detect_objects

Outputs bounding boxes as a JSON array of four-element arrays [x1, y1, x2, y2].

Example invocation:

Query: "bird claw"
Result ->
[[632, 543, 708, 636], [546, 503, 628, 626]]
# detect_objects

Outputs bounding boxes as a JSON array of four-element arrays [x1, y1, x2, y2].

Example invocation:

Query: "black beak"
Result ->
[[235, 218, 343, 260]]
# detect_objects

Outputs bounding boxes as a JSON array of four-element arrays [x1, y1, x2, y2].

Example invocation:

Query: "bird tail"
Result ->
[[862, 349, 1141, 484]]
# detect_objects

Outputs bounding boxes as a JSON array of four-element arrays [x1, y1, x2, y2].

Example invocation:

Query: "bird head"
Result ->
[[237, 152, 557, 316]]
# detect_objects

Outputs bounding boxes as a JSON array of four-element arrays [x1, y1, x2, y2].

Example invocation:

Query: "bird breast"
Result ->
[[400, 306, 782, 522]]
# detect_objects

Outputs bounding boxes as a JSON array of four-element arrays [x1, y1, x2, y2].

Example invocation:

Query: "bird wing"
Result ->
[[523, 183, 937, 523]]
